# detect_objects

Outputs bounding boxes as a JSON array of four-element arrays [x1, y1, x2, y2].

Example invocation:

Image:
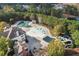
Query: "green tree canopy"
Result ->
[[0, 21, 8, 32], [51, 8, 63, 18], [52, 24, 65, 36], [27, 4, 37, 13], [71, 30, 79, 46], [64, 5, 78, 16], [48, 39, 64, 56], [0, 36, 12, 56], [3, 5, 15, 13]]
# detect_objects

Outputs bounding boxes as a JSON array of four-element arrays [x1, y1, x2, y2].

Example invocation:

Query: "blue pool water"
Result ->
[[43, 36, 53, 42], [33, 28, 45, 34], [17, 21, 31, 27]]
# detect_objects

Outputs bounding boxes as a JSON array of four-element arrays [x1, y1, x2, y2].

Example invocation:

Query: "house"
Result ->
[[63, 14, 76, 20], [13, 41, 29, 56], [0, 26, 29, 55], [54, 3, 65, 10], [63, 14, 76, 18], [26, 36, 42, 52], [3, 26, 27, 41], [0, 20, 73, 55], [63, 14, 79, 21]]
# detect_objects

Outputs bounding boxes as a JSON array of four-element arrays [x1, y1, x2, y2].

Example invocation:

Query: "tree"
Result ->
[[27, 4, 37, 13], [40, 4, 52, 15], [64, 5, 78, 16], [71, 30, 79, 46], [14, 4, 21, 12], [30, 13, 38, 23], [0, 36, 12, 56], [68, 24, 78, 33], [52, 24, 65, 36], [3, 5, 15, 13], [51, 8, 63, 18], [68, 21, 79, 33], [48, 39, 64, 56], [0, 21, 8, 32]]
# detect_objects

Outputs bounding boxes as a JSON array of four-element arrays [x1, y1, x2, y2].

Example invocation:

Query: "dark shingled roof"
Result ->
[[0, 27, 26, 39]]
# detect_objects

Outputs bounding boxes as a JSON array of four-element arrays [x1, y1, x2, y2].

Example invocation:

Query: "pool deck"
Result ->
[[26, 24, 52, 38], [26, 24, 53, 48]]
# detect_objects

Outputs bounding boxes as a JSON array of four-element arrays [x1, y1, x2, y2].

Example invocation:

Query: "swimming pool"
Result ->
[[32, 28, 46, 34], [26, 27, 47, 38], [17, 21, 31, 27], [43, 36, 53, 42]]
